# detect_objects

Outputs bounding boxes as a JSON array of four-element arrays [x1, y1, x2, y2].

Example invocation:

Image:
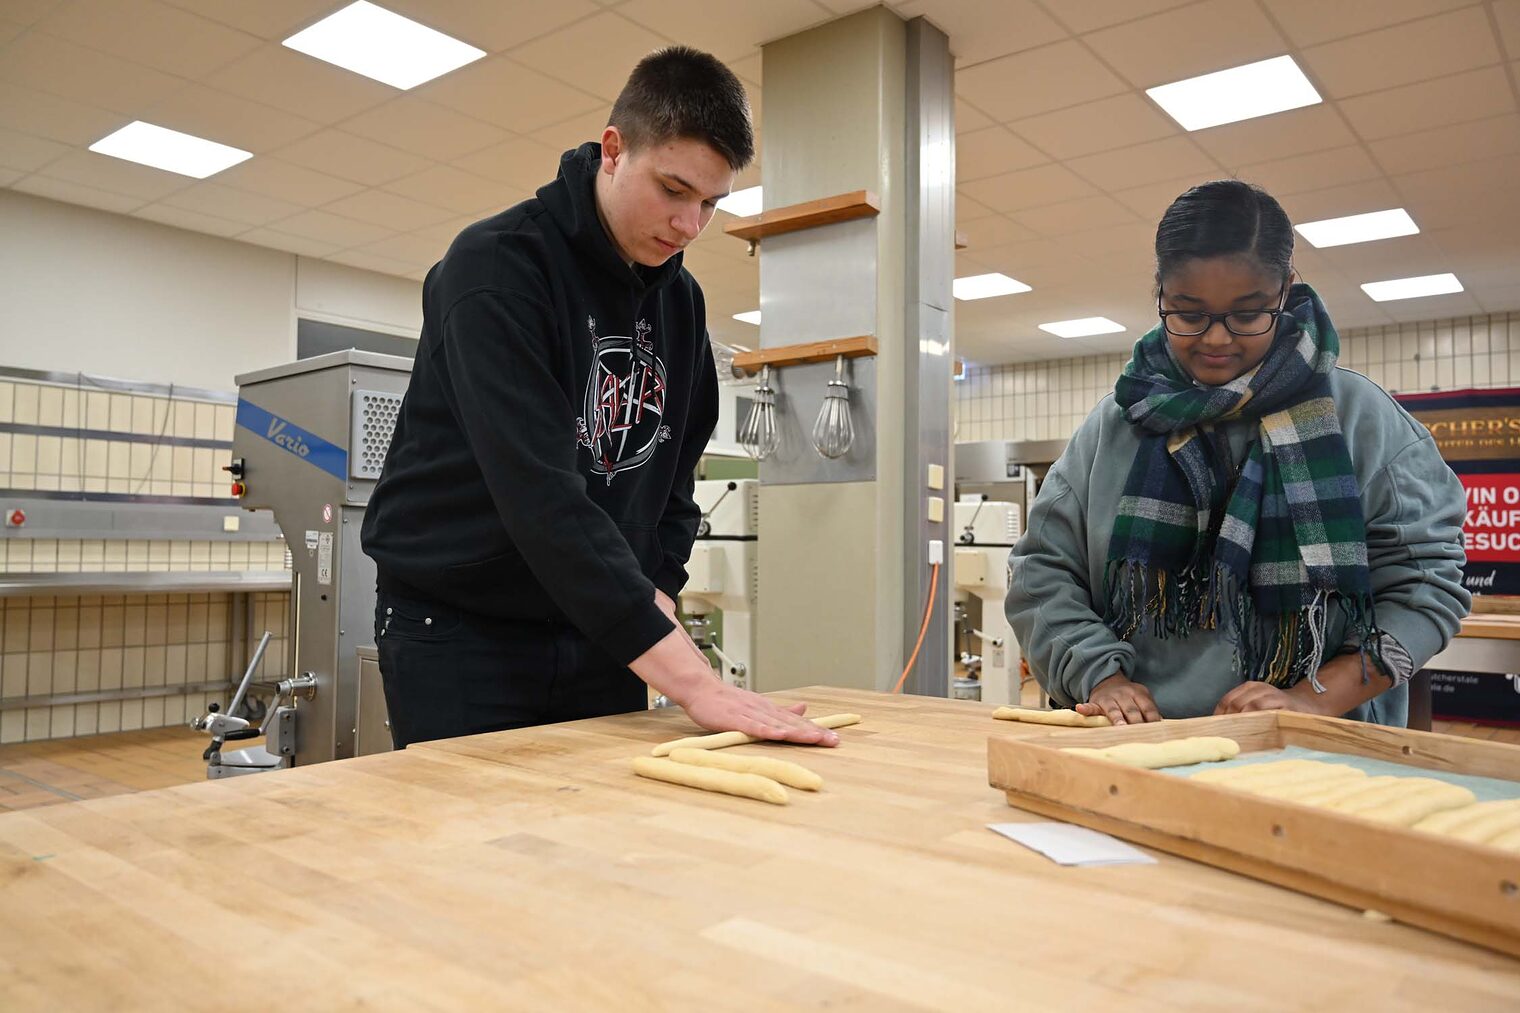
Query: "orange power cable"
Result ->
[[892, 561, 941, 694]]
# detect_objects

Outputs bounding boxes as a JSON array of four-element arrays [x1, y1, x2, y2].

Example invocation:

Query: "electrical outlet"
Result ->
[[928, 539, 944, 565]]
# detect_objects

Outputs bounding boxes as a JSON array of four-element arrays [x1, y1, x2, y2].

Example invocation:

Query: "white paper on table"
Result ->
[[987, 822, 1158, 867]]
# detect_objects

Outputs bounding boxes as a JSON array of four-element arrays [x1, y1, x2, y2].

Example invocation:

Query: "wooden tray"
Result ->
[[987, 711, 1520, 958]]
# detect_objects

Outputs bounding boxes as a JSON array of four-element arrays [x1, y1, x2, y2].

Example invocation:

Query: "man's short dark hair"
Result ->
[[609, 46, 754, 171]]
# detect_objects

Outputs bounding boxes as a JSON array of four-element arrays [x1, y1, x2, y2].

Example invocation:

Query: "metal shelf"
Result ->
[[0, 570, 292, 597]]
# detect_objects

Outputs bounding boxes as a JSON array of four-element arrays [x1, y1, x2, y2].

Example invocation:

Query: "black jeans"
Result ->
[[374, 590, 648, 749]]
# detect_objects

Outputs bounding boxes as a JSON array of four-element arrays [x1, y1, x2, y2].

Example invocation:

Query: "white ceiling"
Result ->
[[2, 0, 1519, 364]]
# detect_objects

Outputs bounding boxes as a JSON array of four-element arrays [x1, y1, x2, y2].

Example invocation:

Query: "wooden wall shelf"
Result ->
[[724, 190, 880, 245], [731, 335, 878, 376]]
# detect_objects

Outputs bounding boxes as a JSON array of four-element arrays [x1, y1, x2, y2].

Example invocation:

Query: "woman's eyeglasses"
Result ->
[[1157, 284, 1289, 337]]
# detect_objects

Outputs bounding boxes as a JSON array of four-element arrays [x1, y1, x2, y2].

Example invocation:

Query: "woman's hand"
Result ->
[[1213, 681, 1326, 716], [1077, 673, 1162, 725]]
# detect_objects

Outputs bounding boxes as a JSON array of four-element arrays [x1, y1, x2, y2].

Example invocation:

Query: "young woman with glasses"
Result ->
[[1005, 180, 1470, 727]]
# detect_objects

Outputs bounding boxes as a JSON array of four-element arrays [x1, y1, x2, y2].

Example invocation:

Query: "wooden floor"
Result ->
[[0, 718, 1514, 815]]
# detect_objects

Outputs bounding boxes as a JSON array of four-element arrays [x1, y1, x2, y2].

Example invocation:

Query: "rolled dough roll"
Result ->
[[650, 713, 861, 757], [1289, 775, 1401, 808], [1329, 777, 1451, 814], [1062, 736, 1239, 769], [668, 748, 822, 791], [631, 756, 788, 805], [992, 707, 1111, 727], [1354, 783, 1476, 826], [1414, 800, 1520, 843], [1244, 767, 1368, 800]]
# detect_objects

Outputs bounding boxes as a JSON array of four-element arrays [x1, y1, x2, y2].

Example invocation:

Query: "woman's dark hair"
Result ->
[[1154, 180, 1293, 290], [609, 46, 755, 171]]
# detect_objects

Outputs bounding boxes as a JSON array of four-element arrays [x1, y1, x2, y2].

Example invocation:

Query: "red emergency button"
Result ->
[[6, 509, 24, 528], [229, 481, 247, 498]]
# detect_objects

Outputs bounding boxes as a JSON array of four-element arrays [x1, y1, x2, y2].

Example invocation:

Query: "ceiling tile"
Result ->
[[412, 215, 480, 245], [1065, 135, 1221, 191], [973, 238, 1091, 287], [159, 181, 305, 227], [729, 53, 761, 86], [416, 56, 606, 134], [1192, 102, 1356, 167], [384, 0, 601, 52], [894, 0, 1067, 66], [1498, 2, 1520, 56], [326, 248, 418, 278], [0, 20, 22, 47], [131, 201, 249, 238], [342, 97, 509, 161], [1082, 0, 1287, 90], [270, 209, 394, 248], [215, 157, 364, 205], [322, 189, 456, 231], [1300, 6, 1501, 100], [351, 232, 450, 266], [1111, 174, 1217, 221], [1010, 93, 1176, 160], [1235, 143, 1383, 197], [1394, 153, 1520, 205], [11, 172, 145, 214], [955, 213, 1038, 248], [384, 164, 515, 215], [954, 40, 1128, 122], [955, 97, 994, 132], [511, 13, 672, 101], [456, 133, 571, 190], [1367, 113, 1520, 176], [5, 2, 66, 26], [145, 84, 323, 153], [1268, 0, 1485, 49], [1276, 177, 1405, 224], [958, 161, 1097, 213], [1338, 66, 1516, 141], [275, 131, 434, 187], [0, 83, 123, 145], [1040, 0, 1194, 34], [955, 126, 1046, 181], [0, 126, 68, 173], [1011, 193, 1140, 235], [1310, 232, 1452, 280], [1053, 221, 1155, 262], [955, 191, 999, 223], [38, 0, 262, 78], [529, 109, 612, 157], [35, 149, 194, 201], [0, 166, 21, 186], [617, 0, 826, 62], [238, 227, 340, 258], [0, 31, 182, 116], [207, 45, 397, 125], [158, 0, 329, 40]]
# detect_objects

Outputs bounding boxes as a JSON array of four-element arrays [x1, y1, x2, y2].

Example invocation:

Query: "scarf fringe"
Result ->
[[1104, 561, 1385, 690]]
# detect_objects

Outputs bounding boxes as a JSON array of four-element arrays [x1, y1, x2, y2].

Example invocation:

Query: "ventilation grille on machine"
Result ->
[[351, 390, 403, 480]]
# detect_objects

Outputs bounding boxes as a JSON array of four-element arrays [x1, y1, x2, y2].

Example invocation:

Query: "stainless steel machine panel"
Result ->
[[233, 350, 412, 766]]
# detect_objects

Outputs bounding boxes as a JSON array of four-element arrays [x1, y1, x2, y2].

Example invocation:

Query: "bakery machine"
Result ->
[[951, 497, 1022, 705], [193, 350, 412, 773], [679, 479, 759, 691]]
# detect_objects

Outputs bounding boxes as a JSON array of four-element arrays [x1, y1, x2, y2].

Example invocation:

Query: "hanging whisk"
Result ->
[[739, 364, 780, 460], [811, 355, 855, 459]]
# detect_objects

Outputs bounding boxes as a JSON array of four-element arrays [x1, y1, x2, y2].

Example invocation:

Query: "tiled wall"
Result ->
[[0, 377, 235, 496], [1, 371, 293, 744], [955, 311, 1520, 443], [0, 591, 289, 745]]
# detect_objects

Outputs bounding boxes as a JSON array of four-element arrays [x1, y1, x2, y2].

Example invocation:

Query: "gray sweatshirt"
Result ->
[[1005, 367, 1471, 727]]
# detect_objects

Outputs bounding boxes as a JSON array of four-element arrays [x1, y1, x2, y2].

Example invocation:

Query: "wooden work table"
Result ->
[[0, 687, 1516, 1010]]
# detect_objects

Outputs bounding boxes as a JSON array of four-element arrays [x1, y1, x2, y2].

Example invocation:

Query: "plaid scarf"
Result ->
[[1105, 283, 1380, 688]]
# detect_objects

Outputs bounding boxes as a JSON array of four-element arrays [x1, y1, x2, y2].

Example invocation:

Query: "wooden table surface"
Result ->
[[1, 687, 1516, 1011]]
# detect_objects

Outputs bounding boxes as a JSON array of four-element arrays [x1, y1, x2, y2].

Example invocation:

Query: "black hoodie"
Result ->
[[361, 143, 719, 665]]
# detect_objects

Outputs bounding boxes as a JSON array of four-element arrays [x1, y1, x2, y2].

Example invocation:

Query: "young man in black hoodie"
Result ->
[[362, 47, 837, 751]]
